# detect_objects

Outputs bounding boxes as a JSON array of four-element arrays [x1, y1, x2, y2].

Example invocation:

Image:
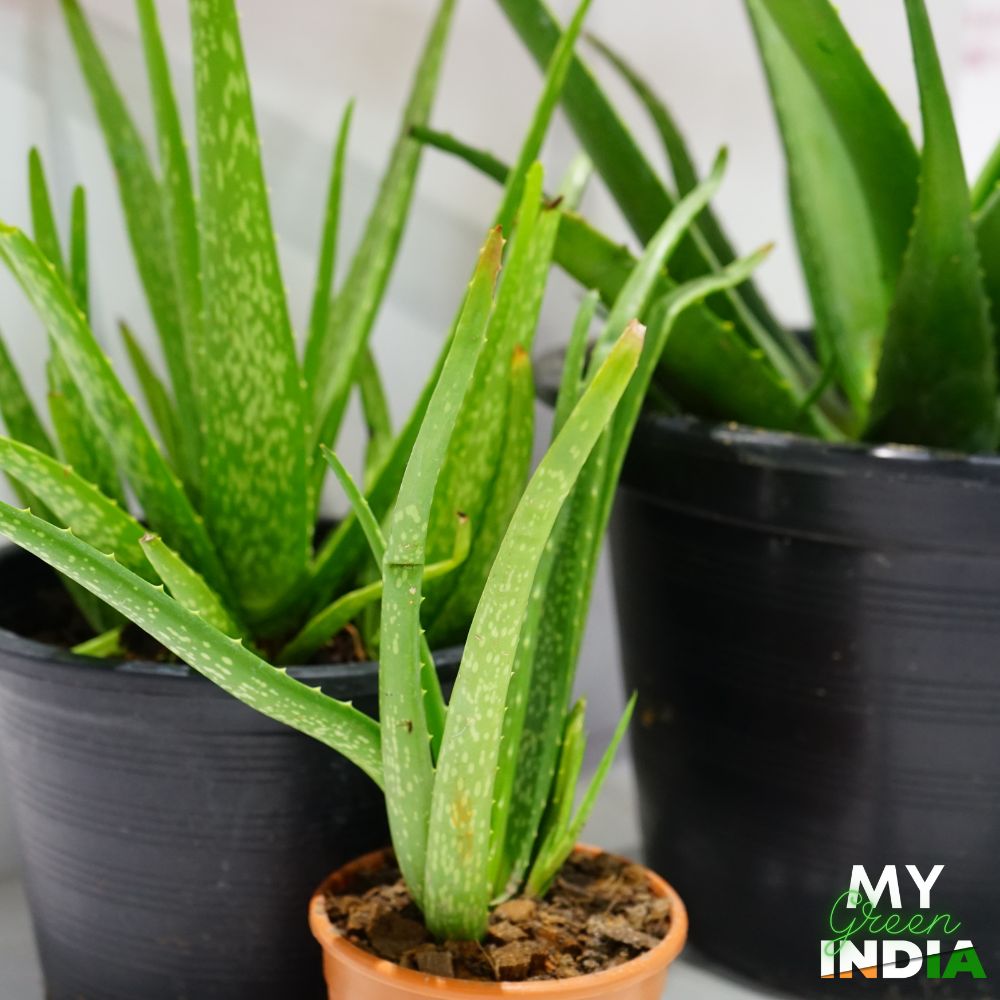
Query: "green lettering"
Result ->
[[944, 947, 986, 980]]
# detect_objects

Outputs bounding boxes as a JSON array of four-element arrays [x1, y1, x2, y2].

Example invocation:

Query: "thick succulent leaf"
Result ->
[[0, 436, 152, 579], [278, 514, 470, 667], [976, 190, 1000, 368], [60, 0, 199, 477], [47, 380, 124, 507], [72, 626, 124, 659], [308, 101, 355, 352], [427, 346, 535, 646], [356, 347, 393, 488], [28, 149, 68, 279], [381, 228, 503, 909], [0, 227, 229, 596], [972, 135, 1000, 212], [867, 0, 997, 451], [411, 126, 509, 185], [140, 534, 244, 638], [523, 699, 586, 895], [492, 0, 593, 233], [554, 290, 598, 435], [422, 165, 548, 633], [120, 321, 182, 470], [307, 0, 457, 469], [525, 694, 635, 897], [69, 187, 89, 317], [745, 0, 915, 420], [189, 0, 309, 617], [745, 0, 919, 277], [423, 323, 642, 941], [0, 502, 384, 786], [322, 447, 446, 745], [586, 33, 789, 350], [135, 0, 202, 359], [0, 333, 53, 459]]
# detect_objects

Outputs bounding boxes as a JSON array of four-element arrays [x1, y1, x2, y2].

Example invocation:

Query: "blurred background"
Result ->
[[0, 0, 989, 880]]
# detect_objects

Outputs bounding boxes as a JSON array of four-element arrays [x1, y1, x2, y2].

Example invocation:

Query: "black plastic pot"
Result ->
[[611, 415, 1000, 998], [0, 546, 460, 1000]]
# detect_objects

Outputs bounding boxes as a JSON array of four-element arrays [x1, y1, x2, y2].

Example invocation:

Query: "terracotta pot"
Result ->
[[309, 845, 687, 999]]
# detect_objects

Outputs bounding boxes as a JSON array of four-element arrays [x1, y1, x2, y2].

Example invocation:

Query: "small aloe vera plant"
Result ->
[[0, 154, 768, 936], [420, 0, 1000, 454], [0, 0, 601, 662]]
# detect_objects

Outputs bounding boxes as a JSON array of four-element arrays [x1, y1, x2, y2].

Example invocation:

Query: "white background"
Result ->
[[0, 0, 990, 879]]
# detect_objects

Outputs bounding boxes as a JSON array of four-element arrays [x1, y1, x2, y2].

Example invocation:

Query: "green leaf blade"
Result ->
[[867, 0, 997, 451], [189, 0, 309, 617]]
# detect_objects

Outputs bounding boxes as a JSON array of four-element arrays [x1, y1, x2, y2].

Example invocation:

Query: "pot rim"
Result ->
[[534, 347, 1000, 484], [0, 543, 463, 683], [309, 844, 688, 997]]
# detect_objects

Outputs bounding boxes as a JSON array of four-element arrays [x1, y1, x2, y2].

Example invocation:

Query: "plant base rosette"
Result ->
[[309, 846, 687, 999]]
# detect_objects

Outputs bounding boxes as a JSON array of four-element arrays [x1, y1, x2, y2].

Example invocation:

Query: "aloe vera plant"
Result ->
[[416, 0, 1000, 454], [0, 161, 769, 938], [0, 0, 597, 661]]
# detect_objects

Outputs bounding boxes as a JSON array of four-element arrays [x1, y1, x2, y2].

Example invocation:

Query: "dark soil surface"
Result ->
[[324, 848, 672, 982]]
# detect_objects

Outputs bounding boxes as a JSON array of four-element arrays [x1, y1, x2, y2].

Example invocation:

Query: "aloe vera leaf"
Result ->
[[120, 321, 182, 470], [0, 333, 53, 459], [189, 0, 310, 617], [972, 134, 1000, 213], [421, 165, 546, 629], [745, 1, 910, 420], [554, 291, 599, 436], [29, 155, 125, 505], [47, 382, 124, 507], [69, 186, 89, 317], [410, 125, 509, 185], [278, 513, 470, 667], [423, 323, 642, 940], [492, 0, 593, 233], [28, 149, 68, 279], [308, 101, 355, 353], [745, 0, 919, 275], [135, 0, 202, 353], [0, 227, 229, 594], [0, 502, 384, 785], [525, 694, 636, 897], [307, 0, 457, 470], [426, 345, 535, 646], [356, 347, 393, 489], [322, 447, 446, 746], [381, 228, 503, 909], [0, 436, 153, 579], [140, 534, 245, 638], [71, 626, 124, 659], [585, 33, 790, 350], [976, 188, 1000, 371], [523, 699, 586, 893], [60, 0, 200, 478], [867, 0, 997, 451]]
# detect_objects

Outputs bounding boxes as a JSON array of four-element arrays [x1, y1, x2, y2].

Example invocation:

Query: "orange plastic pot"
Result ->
[[309, 845, 688, 999]]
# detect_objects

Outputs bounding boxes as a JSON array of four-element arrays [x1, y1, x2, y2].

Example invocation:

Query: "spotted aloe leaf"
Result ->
[[422, 322, 643, 941], [867, 0, 997, 451], [188, 0, 309, 619], [61, 0, 200, 481], [0, 502, 384, 786], [140, 534, 245, 639], [380, 227, 503, 909], [745, 0, 919, 423], [0, 436, 152, 580], [0, 227, 228, 597]]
